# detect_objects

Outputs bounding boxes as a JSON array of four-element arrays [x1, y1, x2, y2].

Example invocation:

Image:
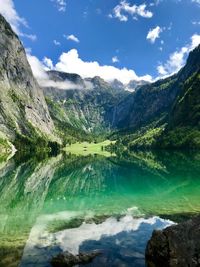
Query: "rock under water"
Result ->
[[51, 250, 101, 267]]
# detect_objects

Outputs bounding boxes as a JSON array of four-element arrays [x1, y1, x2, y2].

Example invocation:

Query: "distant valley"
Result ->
[[0, 13, 199, 156]]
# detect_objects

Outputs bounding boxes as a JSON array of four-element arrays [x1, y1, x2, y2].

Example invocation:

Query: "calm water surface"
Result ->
[[1, 151, 200, 266]]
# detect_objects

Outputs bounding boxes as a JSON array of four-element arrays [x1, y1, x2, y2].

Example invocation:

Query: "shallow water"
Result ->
[[0, 151, 200, 266]]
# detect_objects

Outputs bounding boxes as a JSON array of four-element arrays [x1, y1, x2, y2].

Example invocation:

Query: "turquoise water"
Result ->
[[1, 151, 200, 266]]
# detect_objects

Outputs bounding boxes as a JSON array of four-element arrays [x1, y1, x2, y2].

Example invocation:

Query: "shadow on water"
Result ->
[[0, 150, 200, 266]]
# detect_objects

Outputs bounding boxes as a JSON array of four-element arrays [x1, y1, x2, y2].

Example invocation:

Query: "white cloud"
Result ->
[[157, 65, 167, 75], [149, 0, 163, 6], [147, 26, 162, 43], [43, 57, 54, 70], [110, 0, 153, 22], [157, 34, 200, 76], [112, 56, 119, 63], [51, 0, 66, 12], [64, 34, 80, 43], [21, 33, 37, 41], [53, 39, 61, 46], [54, 49, 152, 84], [191, 34, 200, 48], [0, 0, 27, 34], [27, 53, 83, 90], [192, 21, 200, 25], [27, 54, 48, 81], [0, 0, 37, 41], [192, 0, 200, 5], [27, 49, 152, 85]]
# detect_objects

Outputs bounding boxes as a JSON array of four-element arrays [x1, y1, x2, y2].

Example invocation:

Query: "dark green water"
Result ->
[[1, 151, 200, 266]]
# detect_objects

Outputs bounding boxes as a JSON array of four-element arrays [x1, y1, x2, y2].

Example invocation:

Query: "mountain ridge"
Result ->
[[0, 14, 199, 152], [0, 14, 59, 152]]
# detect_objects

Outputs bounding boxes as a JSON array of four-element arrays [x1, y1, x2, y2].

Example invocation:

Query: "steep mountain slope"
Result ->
[[0, 14, 57, 150], [1, 14, 199, 151], [42, 45, 200, 150], [167, 45, 200, 128], [157, 45, 200, 149], [111, 45, 200, 149], [43, 73, 129, 141], [110, 74, 179, 130]]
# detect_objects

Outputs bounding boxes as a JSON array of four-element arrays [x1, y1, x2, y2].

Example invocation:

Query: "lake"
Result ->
[[1, 150, 200, 267]]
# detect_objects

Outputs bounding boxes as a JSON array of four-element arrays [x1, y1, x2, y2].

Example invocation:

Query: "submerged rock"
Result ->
[[145, 215, 200, 267], [51, 250, 101, 267]]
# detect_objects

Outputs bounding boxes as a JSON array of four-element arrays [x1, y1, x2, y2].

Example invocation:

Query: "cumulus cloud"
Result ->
[[27, 49, 152, 86], [0, 0, 37, 41], [54, 49, 152, 84], [27, 53, 83, 90], [157, 34, 200, 77], [64, 34, 80, 43], [147, 26, 162, 43], [109, 0, 153, 22], [112, 56, 119, 63], [51, 0, 66, 12], [43, 57, 54, 70]]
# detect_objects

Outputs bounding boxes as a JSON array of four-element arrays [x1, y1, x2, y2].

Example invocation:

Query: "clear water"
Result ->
[[1, 151, 200, 267]]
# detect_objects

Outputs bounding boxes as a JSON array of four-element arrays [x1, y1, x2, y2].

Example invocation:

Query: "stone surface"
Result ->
[[145, 215, 200, 267], [0, 14, 56, 141], [51, 250, 101, 267]]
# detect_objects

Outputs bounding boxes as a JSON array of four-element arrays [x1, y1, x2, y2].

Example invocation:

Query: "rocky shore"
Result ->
[[145, 215, 200, 267]]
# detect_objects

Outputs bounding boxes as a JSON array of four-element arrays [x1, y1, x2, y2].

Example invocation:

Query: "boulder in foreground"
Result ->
[[146, 215, 200, 267]]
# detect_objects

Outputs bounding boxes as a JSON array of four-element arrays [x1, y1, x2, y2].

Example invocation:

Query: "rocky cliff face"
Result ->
[[110, 73, 179, 130], [0, 14, 56, 143], [43, 73, 129, 135]]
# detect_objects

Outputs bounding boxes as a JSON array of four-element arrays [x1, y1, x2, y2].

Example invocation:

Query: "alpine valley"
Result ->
[[0, 14, 199, 155], [1, 11, 200, 267]]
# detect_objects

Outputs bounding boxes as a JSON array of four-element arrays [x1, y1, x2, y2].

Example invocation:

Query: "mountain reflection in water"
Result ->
[[0, 151, 200, 267]]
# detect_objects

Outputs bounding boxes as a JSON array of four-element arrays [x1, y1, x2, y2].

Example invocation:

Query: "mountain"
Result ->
[[109, 79, 125, 91], [126, 80, 150, 91], [47, 70, 84, 86], [112, 44, 200, 150], [43, 45, 200, 149], [43, 73, 129, 143], [157, 45, 200, 149], [0, 14, 199, 152], [109, 74, 179, 130], [0, 14, 57, 151]]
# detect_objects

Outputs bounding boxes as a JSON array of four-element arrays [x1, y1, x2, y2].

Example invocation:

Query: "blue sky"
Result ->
[[0, 0, 200, 84]]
